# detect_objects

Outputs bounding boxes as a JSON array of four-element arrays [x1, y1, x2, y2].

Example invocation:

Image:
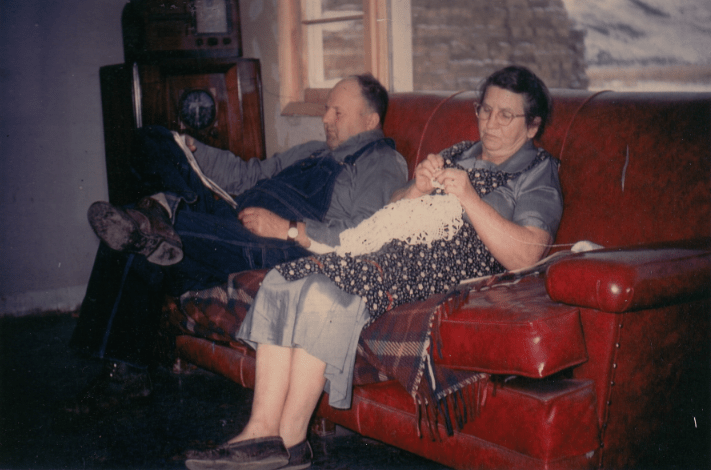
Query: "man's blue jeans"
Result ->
[[70, 127, 310, 367]]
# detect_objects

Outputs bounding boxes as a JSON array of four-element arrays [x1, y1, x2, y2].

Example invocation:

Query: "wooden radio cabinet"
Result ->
[[99, 58, 265, 205]]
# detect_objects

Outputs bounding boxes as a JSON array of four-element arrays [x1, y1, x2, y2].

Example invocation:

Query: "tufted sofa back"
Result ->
[[384, 90, 711, 250]]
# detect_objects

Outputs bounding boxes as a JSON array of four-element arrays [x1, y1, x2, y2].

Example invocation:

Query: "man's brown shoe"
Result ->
[[88, 197, 183, 266]]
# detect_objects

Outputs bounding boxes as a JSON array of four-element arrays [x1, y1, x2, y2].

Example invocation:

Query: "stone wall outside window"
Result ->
[[322, 0, 588, 91], [411, 0, 587, 91]]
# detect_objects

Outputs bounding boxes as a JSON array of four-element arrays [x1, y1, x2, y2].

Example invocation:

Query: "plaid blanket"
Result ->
[[173, 269, 268, 346], [355, 288, 490, 439]]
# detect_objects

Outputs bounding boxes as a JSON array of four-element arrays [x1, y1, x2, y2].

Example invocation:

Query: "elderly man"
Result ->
[[66, 73, 407, 413]]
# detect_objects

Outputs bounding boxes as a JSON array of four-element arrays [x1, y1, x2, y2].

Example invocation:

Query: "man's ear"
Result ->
[[366, 112, 381, 131]]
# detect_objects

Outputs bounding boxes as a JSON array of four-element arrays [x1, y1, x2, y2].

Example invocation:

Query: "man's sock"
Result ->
[[149, 192, 172, 219]]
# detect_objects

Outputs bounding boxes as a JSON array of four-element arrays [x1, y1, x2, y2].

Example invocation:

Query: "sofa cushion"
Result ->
[[433, 275, 588, 378]]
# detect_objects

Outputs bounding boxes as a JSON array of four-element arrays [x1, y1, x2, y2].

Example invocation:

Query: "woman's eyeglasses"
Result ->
[[475, 104, 526, 127]]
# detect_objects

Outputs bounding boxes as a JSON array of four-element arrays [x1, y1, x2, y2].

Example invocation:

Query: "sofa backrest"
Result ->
[[384, 90, 711, 250]]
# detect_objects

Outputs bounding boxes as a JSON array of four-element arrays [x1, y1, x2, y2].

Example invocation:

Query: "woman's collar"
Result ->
[[471, 140, 537, 172]]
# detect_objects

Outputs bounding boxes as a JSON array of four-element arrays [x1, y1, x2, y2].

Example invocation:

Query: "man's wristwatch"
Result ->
[[287, 220, 299, 241]]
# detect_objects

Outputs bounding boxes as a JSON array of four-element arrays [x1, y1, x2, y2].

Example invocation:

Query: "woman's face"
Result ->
[[478, 86, 540, 164]]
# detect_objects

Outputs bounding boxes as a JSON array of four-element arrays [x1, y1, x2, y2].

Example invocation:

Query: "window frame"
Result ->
[[279, 0, 391, 116]]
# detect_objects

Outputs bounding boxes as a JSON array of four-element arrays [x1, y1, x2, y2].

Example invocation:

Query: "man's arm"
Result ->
[[237, 208, 312, 248], [239, 147, 408, 249], [188, 138, 325, 197], [303, 146, 409, 247], [194, 132, 406, 249]]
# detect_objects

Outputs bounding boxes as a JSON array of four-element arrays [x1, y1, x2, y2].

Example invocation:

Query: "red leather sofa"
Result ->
[[165, 90, 711, 469]]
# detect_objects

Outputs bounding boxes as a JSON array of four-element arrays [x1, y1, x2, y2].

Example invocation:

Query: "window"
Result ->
[[303, 1, 366, 90], [279, 0, 412, 116]]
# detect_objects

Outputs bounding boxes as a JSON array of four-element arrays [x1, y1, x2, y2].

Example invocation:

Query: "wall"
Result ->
[[240, 0, 326, 159], [0, 0, 128, 315]]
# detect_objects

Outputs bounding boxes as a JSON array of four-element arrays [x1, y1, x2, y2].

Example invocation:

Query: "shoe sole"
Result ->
[[145, 239, 184, 266], [185, 456, 288, 470], [88, 202, 141, 252], [280, 463, 311, 470], [88, 202, 183, 266]]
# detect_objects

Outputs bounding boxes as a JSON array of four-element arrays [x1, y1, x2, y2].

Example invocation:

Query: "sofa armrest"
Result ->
[[545, 239, 711, 313]]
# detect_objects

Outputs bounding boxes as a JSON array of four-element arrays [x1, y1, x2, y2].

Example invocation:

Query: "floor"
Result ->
[[0, 312, 451, 470], [1, 312, 709, 470]]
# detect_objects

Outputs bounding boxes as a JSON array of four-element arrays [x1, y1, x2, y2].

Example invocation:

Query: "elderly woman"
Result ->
[[185, 65, 563, 470]]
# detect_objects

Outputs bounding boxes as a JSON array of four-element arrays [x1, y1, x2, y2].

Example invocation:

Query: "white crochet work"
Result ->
[[431, 178, 444, 189], [336, 194, 464, 257]]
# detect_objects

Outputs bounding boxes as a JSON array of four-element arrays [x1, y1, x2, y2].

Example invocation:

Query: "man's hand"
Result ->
[[238, 207, 289, 240], [183, 134, 197, 153]]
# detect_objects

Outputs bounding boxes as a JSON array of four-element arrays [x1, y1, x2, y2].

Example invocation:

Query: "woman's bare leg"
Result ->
[[278, 347, 327, 448], [226, 343, 327, 449], [228, 343, 292, 443]]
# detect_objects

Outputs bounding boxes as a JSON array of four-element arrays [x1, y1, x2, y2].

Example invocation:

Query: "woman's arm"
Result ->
[[436, 167, 551, 270]]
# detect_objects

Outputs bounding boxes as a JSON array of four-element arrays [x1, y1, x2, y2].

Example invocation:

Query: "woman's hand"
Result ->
[[413, 153, 445, 195], [436, 167, 478, 203]]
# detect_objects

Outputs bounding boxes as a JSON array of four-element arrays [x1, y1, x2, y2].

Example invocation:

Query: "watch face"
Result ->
[[178, 89, 216, 130]]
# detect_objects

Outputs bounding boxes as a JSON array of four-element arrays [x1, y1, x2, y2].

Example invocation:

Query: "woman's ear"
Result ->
[[527, 116, 542, 139]]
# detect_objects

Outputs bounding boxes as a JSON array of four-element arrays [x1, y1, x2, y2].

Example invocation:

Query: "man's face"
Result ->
[[323, 79, 379, 150]]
